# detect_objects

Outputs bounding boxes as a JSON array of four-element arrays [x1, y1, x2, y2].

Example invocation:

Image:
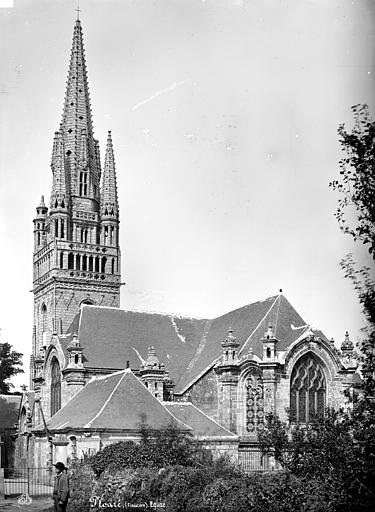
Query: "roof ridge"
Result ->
[[86, 370, 193, 432], [88, 369, 127, 382], [82, 304, 206, 320], [238, 295, 280, 356], [212, 293, 280, 320], [85, 370, 127, 427], [81, 294, 283, 321]]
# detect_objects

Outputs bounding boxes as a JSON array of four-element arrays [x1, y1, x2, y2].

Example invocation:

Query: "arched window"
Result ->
[[41, 303, 47, 333], [290, 353, 326, 423], [61, 219, 65, 239], [82, 255, 87, 271], [101, 257, 107, 274], [70, 436, 77, 460], [245, 370, 264, 434], [60, 252, 64, 269], [88, 256, 93, 271], [68, 253, 74, 269], [76, 254, 81, 270], [55, 219, 59, 238], [111, 258, 115, 275], [50, 357, 61, 416], [80, 228, 88, 243], [19, 407, 27, 458], [79, 172, 88, 196]]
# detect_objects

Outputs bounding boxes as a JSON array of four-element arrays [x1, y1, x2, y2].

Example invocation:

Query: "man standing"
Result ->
[[52, 462, 69, 512]]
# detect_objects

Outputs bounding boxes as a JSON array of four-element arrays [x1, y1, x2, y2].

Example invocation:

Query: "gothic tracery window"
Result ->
[[51, 357, 61, 417], [290, 353, 326, 423], [245, 370, 264, 433]]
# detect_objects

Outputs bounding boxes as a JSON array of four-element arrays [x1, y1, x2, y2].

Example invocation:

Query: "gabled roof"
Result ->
[[175, 294, 315, 393], [63, 306, 207, 378], [61, 294, 328, 395], [36, 369, 190, 433], [164, 402, 237, 438], [0, 395, 22, 430]]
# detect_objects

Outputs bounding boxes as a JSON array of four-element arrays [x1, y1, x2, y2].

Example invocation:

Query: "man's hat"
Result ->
[[53, 462, 66, 471]]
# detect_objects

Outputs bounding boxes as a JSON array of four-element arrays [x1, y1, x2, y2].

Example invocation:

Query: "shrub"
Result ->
[[68, 460, 97, 512], [90, 423, 210, 476]]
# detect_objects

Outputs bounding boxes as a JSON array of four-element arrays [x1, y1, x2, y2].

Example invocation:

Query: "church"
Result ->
[[17, 18, 359, 472]]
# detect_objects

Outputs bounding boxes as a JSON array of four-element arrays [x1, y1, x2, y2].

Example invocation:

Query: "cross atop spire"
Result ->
[[75, 6, 81, 20]]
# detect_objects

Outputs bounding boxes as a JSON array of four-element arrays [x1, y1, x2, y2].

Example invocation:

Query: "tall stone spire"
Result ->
[[101, 131, 119, 218], [32, 18, 122, 389], [60, 19, 100, 199]]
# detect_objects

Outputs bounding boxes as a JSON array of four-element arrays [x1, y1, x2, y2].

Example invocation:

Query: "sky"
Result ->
[[0, 0, 374, 391]]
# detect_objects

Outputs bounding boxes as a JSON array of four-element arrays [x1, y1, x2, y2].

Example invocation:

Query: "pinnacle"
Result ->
[[101, 130, 119, 218]]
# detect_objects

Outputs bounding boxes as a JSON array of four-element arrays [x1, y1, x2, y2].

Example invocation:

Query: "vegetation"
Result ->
[[330, 104, 375, 255], [330, 103, 375, 397], [259, 407, 375, 511], [90, 423, 210, 477], [0, 342, 23, 394], [257, 104, 375, 511]]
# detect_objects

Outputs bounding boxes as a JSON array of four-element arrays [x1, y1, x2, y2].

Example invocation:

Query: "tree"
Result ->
[[0, 342, 24, 394], [329, 103, 375, 397], [258, 105, 375, 511], [259, 408, 375, 511], [330, 104, 375, 256]]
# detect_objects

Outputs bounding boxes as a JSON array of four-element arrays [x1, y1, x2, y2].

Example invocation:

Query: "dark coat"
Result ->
[[53, 471, 69, 502]]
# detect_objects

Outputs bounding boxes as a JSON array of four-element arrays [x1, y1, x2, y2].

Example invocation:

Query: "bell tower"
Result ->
[[32, 18, 122, 381]]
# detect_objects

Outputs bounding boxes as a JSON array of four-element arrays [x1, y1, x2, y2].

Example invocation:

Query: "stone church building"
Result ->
[[18, 18, 359, 472]]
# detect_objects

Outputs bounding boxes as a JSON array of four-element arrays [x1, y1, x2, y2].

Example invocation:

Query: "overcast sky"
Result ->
[[0, 0, 374, 390]]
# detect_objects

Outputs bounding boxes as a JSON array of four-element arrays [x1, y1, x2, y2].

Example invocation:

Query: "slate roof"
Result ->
[[0, 395, 21, 430], [35, 369, 191, 433], [61, 294, 328, 395], [62, 307, 207, 378], [164, 402, 237, 438]]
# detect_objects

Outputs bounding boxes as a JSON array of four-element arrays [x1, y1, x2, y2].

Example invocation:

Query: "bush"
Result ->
[[69, 418, 375, 511], [68, 454, 360, 512], [68, 460, 97, 512], [90, 423, 209, 476]]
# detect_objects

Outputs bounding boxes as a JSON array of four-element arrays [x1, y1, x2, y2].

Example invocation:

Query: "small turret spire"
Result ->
[[101, 131, 119, 219], [341, 331, 354, 353], [50, 130, 69, 210]]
